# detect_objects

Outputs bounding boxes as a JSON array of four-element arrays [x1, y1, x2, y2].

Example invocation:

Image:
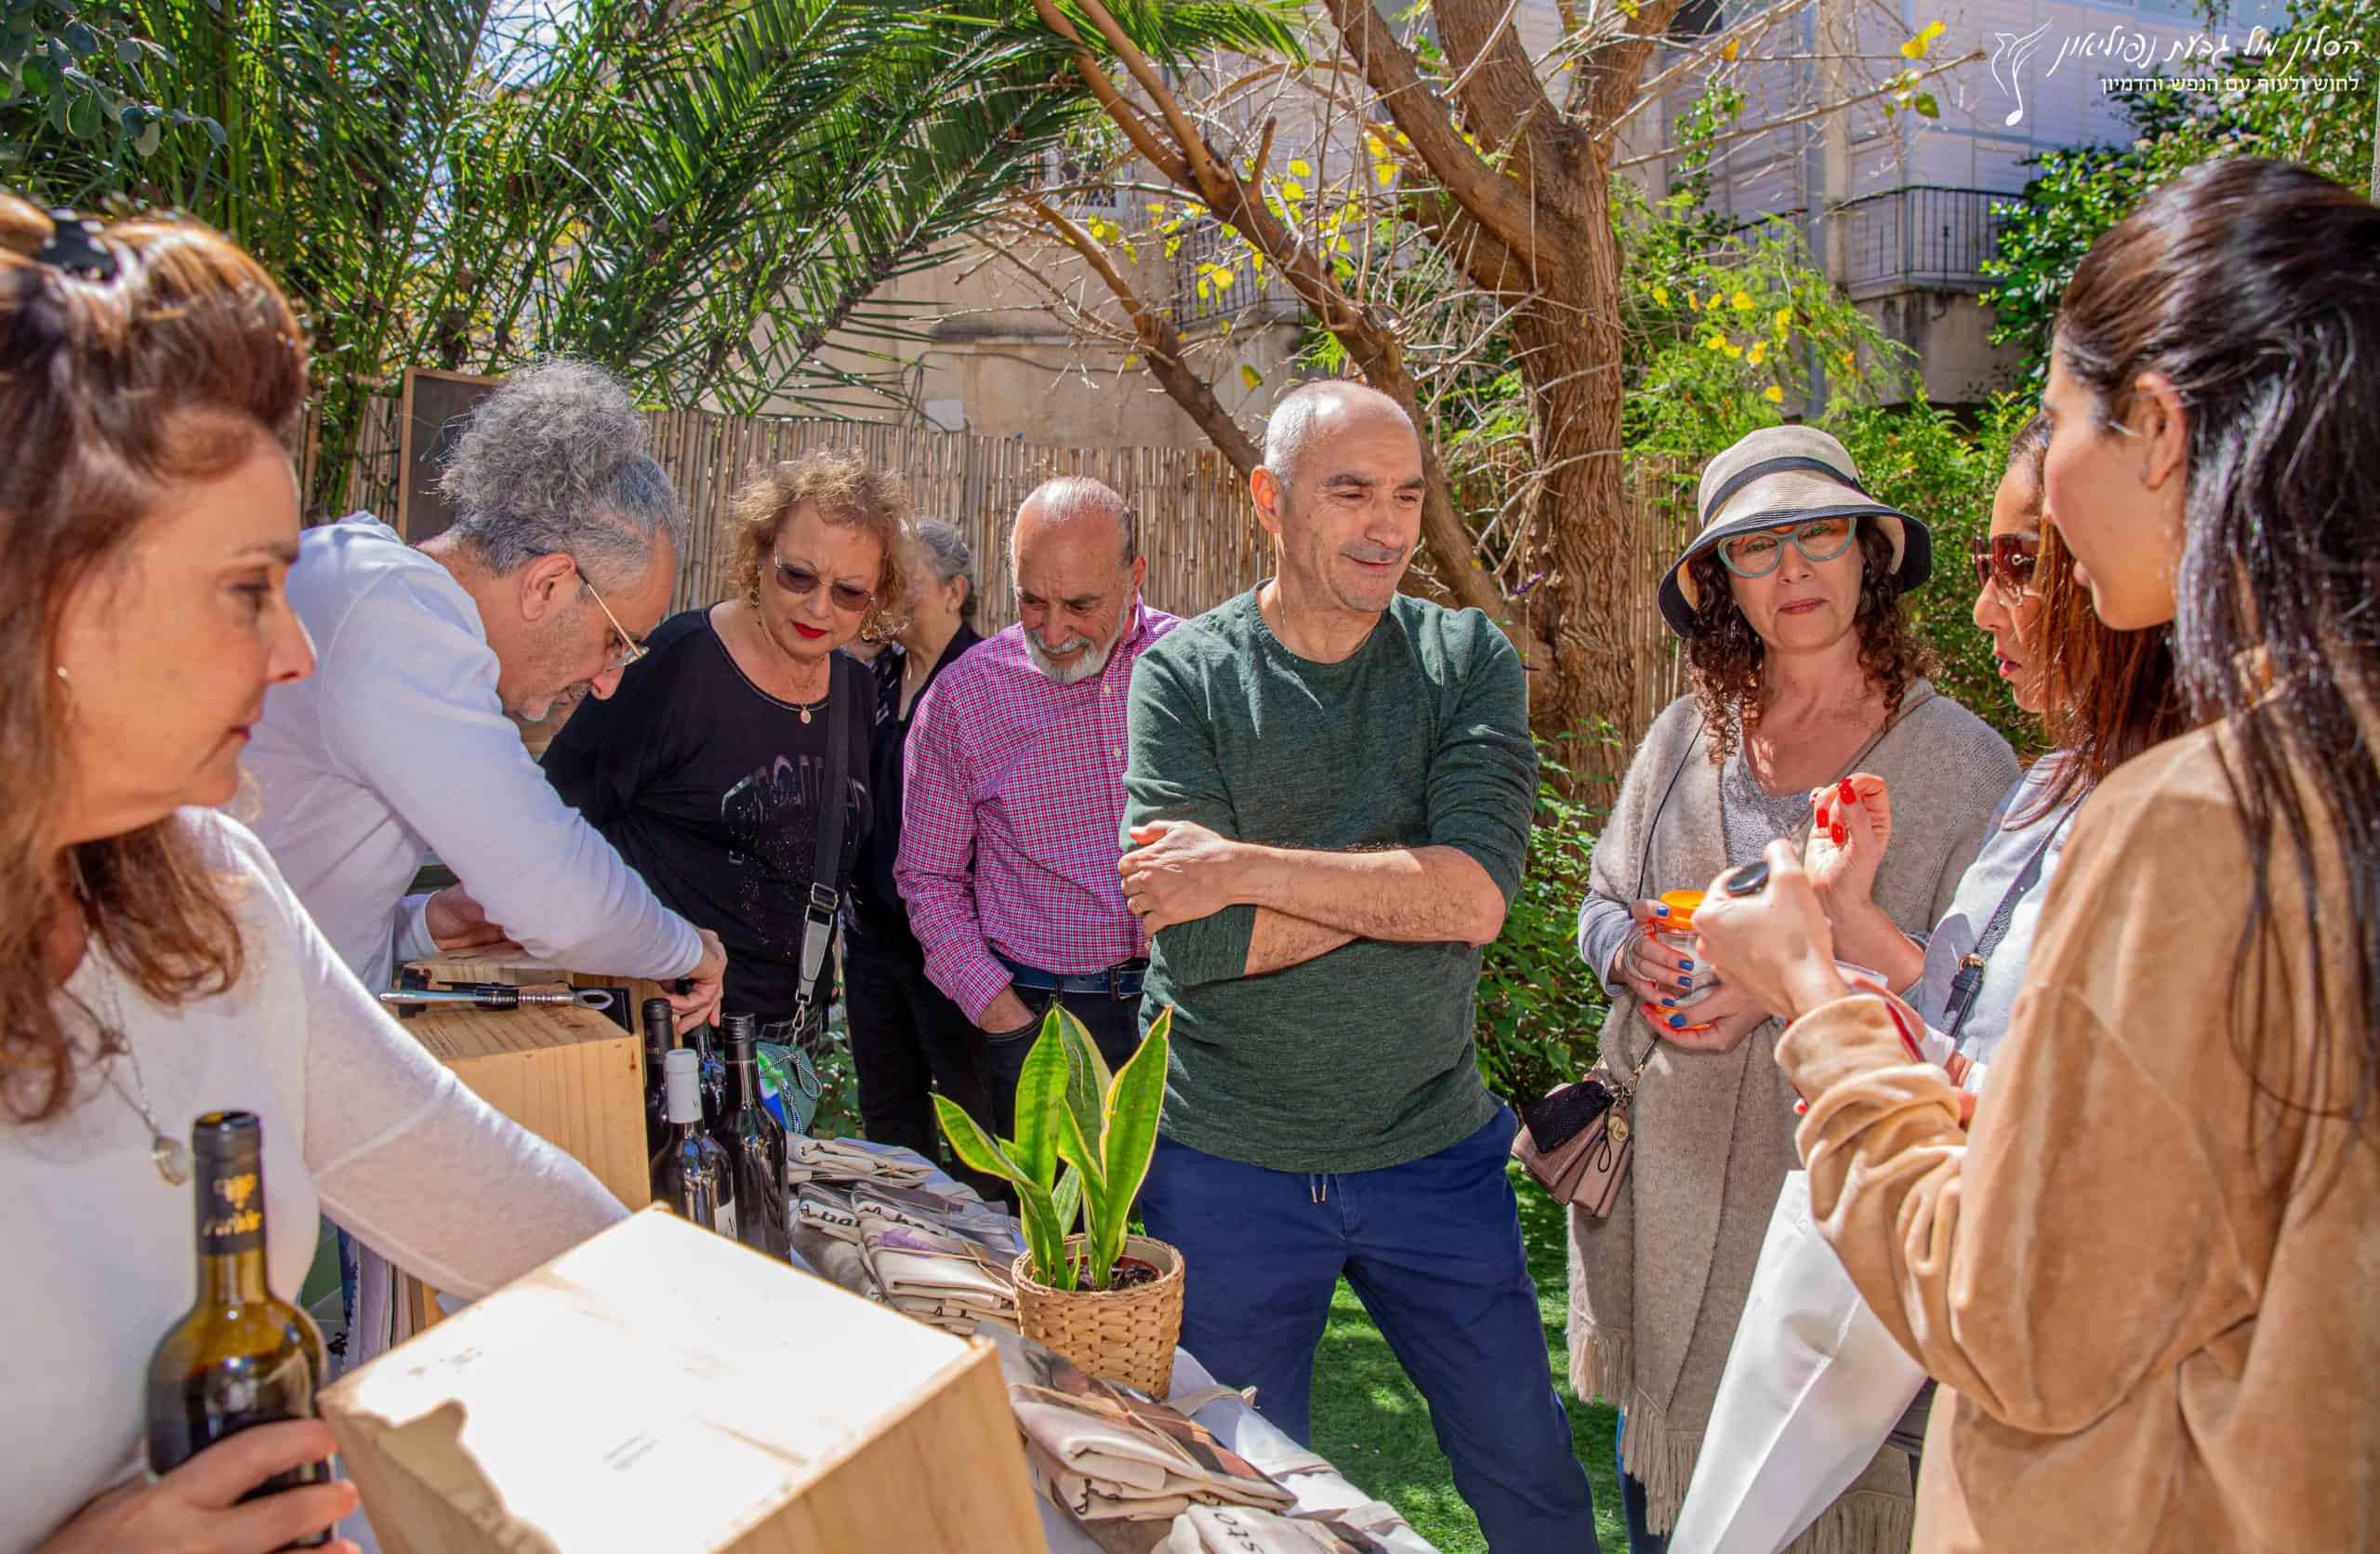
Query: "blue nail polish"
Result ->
[[1677, 976, 1693, 990], [1668, 1015, 1686, 1029], [1653, 904, 1670, 917], [1660, 998, 1675, 1008], [1678, 958, 1695, 971]]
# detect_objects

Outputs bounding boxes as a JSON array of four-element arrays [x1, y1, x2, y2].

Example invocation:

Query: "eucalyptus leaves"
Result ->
[[934, 1004, 1170, 1294]]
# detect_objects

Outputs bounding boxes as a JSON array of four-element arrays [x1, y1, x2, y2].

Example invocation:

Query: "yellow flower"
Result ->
[[1747, 340, 1767, 366], [1652, 286, 1670, 306], [1764, 385, 1785, 404], [1731, 289, 1754, 312]]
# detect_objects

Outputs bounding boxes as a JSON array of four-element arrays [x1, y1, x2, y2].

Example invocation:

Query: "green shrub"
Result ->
[[1474, 732, 1615, 1104]]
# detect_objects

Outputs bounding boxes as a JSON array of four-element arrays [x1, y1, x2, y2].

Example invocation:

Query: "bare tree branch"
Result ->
[[1589, 0, 1696, 138], [1014, 192, 1263, 476], [1316, 0, 1545, 265]]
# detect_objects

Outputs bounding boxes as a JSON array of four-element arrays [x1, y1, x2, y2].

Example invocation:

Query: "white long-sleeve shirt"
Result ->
[[2, 810, 627, 1552], [243, 516, 701, 990]]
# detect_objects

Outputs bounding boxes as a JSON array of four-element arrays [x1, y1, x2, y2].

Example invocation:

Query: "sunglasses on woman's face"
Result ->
[[772, 554, 875, 613], [1969, 532, 2041, 604], [1716, 515, 1858, 578]]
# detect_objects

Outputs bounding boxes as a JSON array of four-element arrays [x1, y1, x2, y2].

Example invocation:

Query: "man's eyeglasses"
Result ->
[[574, 563, 647, 671], [772, 553, 876, 614], [1969, 532, 2041, 606], [1716, 516, 1859, 578]]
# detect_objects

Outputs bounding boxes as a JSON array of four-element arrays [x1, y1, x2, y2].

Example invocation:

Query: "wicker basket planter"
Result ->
[[1012, 1234, 1184, 1399]]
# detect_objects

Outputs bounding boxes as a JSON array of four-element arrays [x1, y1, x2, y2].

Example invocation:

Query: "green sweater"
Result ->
[[1122, 588, 1536, 1173]]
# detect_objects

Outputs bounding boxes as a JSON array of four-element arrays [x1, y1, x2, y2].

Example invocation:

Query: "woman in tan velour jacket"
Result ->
[[1693, 157, 2380, 1553]]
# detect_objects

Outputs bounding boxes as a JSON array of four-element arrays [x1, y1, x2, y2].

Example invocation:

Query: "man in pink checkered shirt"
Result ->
[[894, 476, 1180, 1132]]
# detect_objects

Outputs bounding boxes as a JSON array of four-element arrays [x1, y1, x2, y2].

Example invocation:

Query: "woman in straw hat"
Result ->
[[1567, 424, 2016, 1553], [1692, 157, 2380, 1554]]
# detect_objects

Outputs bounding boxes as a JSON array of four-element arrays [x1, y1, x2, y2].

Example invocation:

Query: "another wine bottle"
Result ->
[[641, 996, 675, 1160], [650, 1047, 736, 1240], [714, 1014, 789, 1258], [690, 1021, 726, 1131], [145, 1111, 332, 1547]]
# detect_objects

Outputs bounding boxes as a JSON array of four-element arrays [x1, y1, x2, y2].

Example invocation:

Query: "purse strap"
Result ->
[[1939, 804, 2072, 1041], [787, 655, 854, 1042]]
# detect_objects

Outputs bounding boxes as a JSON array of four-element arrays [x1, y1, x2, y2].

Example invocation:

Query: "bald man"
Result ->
[[895, 477, 1181, 1132], [1118, 383, 1598, 1548]]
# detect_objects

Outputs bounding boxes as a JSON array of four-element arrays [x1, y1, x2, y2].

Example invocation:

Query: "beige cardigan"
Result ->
[[1568, 684, 2017, 1549], [1778, 722, 2380, 1551]]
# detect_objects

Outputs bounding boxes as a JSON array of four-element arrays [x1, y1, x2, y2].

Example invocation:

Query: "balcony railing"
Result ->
[[1834, 186, 2016, 293]]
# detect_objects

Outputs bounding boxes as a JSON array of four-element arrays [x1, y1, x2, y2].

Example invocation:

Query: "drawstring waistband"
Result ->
[[1308, 1174, 1330, 1204]]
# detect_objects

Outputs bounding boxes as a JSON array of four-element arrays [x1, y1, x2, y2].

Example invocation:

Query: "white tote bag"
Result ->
[[1667, 1172, 1928, 1554]]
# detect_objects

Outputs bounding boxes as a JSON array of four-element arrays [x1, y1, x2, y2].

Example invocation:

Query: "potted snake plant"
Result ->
[[934, 1004, 1180, 1395]]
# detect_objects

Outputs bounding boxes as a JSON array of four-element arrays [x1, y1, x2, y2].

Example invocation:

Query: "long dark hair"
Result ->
[[1997, 413, 2190, 825], [2057, 157, 2380, 1145], [1684, 522, 1935, 764], [1, 193, 308, 1122]]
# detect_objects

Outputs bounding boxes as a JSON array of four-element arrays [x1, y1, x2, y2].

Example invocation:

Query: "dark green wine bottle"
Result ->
[[715, 1014, 788, 1258], [144, 1110, 331, 1547]]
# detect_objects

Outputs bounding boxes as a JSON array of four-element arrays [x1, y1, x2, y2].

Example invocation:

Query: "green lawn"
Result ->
[[1309, 1164, 1628, 1552]]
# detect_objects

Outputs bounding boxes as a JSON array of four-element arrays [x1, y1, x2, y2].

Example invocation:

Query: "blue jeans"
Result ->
[[1139, 1110, 1600, 1554]]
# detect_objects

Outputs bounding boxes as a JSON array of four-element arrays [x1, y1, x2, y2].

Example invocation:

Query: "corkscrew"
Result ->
[[378, 982, 617, 1013]]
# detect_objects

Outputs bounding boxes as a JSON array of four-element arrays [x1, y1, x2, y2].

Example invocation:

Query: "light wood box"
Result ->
[[403, 1002, 652, 1212], [321, 1206, 1050, 1554], [403, 943, 674, 1030]]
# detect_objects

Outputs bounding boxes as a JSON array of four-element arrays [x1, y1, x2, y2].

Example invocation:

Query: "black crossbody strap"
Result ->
[[1940, 805, 2072, 1041], [791, 656, 853, 1030]]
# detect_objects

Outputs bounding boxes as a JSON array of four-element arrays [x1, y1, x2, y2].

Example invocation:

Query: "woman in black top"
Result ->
[[545, 452, 914, 1039], [842, 520, 998, 1189]]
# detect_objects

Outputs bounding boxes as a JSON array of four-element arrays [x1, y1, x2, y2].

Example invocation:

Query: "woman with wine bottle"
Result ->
[[0, 196, 627, 1552]]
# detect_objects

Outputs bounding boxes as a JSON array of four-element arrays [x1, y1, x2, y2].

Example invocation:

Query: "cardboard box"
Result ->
[[322, 1207, 1050, 1554], [405, 1002, 652, 1212]]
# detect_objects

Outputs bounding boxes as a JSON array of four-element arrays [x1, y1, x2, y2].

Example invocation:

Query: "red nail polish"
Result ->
[[1831, 823, 1847, 845], [1815, 804, 1829, 828], [1838, 779, 1857, 804]]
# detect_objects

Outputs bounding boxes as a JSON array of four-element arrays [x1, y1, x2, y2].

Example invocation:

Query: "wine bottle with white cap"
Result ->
[[651, 1046, 736, 1239]]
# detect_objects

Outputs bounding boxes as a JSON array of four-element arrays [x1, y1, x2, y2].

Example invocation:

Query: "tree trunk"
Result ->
[[1509, 172, 1636, 778]]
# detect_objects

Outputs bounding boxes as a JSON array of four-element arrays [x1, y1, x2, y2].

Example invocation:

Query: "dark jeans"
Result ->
[[1139, 1111, 1601, 1554], [1616, 1413, 1669, 1554], [843, 939, 1004, 1201], [983, 983, 1144, 1138]]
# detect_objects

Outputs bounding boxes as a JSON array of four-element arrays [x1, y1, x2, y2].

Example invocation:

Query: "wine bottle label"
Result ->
[[200, 1169, 266, 1255], [714, 1201, 737, 1242]]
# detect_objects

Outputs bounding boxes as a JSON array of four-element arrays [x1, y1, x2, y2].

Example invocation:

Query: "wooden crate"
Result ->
[[322, 1206, 1050, 1554], [403, 1002, 651, 1213]]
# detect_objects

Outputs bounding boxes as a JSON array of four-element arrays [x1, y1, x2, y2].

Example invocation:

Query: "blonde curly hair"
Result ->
[[726, 451, 917, 642]]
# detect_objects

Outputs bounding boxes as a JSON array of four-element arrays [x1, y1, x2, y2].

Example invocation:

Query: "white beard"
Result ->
[[1023, 613, 1128, 684]]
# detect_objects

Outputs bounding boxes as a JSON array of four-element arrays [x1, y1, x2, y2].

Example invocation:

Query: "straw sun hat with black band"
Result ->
[[1658, 425, 1933, 638]]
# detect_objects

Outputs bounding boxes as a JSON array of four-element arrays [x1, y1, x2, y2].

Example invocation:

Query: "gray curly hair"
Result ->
[[437, 359, 684, 584], [916, 519, 977, 625]]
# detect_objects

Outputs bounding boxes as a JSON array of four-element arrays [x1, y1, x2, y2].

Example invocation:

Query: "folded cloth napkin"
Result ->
[[794, 1182, 863, 1243], [1164, 1504, 1411, 1554], [787, 1135, 935, 1186], [862, 1217, 1015, 1293], [853, 1179, 1022, 1253], [991, 1327, 1296, 1524]]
